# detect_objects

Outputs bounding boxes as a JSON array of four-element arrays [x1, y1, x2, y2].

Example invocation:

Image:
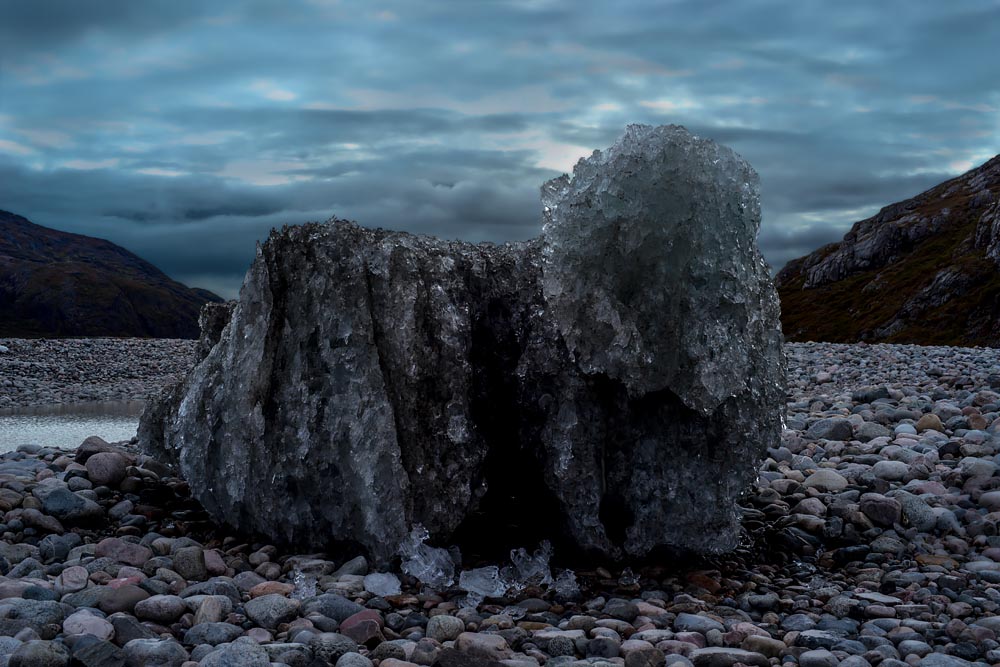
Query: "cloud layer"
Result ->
[[1, 0, 997, 297]]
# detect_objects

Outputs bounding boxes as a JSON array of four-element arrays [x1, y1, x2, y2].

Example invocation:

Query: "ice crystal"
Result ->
[[290, 567, 316, 600], [399, 524, 456, 588], [458, 566, 510, 608], [364, 572, 402, 597], [552, 569, 580, 598], [510, 540, 554, 586]]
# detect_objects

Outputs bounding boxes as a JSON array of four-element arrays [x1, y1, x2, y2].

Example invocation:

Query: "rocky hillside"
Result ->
[[777, 155, 1000, 346], [0, 210, 220, 338]]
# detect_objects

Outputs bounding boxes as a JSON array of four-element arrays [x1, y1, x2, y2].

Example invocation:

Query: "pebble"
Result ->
[[9, 640, 70, 667], [61, 610, 113, 640], [426, 614, 465, 642], [243, 594, 300, 629], [0, 338, 195, 408], [134, 595, 188, 623]]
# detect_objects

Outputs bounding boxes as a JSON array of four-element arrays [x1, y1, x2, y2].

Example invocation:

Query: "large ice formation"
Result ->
[[140, 124, 785, 564]]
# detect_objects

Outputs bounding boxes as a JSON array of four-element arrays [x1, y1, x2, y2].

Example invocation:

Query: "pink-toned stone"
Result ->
[[0, 581, 34, 599], [733, 622, 771, 638], [622, 639, 656, 654], [340, 609, 385, 645], [204, 549, 227, 575], [675, 632, 707, 648], [658, 640, 695, 655], [249, 581, 295, 598], [96, 537, 152, 567], [86, 452, 128, 487], [63, 610, 114, 640], [635, 601, 666, 617], [55, 566, 89, 595], [246, 627, 273, 643], [108, 575, 144, 589]]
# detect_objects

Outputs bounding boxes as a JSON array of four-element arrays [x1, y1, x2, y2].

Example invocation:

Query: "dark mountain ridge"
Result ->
[[0, 210, 220, 338], [777, 154, 1000, 346]]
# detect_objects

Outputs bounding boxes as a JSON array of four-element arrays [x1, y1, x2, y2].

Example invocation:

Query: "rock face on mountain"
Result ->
[[0, 210, 220, 338], [140, 125, 785, 564], [777, 155, 1000, 345]]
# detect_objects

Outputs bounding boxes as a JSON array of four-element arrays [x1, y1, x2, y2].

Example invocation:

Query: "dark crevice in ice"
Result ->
[[451, 292, 570, 562]]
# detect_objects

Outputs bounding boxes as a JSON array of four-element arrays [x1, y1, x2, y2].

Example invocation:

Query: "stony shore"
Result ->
[[2, 341, 1000, 666], [0, 339, 196, 409]]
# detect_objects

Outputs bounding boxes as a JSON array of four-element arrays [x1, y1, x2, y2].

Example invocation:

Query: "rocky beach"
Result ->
[[0, 339, 999, 665], [0, 339, 196, 410]]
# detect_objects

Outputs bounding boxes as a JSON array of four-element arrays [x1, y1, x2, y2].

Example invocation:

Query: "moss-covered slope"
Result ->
[[776, 156, 1000, 346], [0, 210, 221, 338]]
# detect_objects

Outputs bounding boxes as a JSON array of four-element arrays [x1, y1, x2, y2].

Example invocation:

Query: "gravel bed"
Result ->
[[0, 339, 196, 409], [1, 341, 1000, 666]]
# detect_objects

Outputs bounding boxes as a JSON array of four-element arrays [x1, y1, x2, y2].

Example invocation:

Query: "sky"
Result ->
[[1, 1, 998, 298]]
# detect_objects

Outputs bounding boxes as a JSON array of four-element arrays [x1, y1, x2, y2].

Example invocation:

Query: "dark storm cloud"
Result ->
[[1, 0, 997, 297], [0, 1, 213, 52]]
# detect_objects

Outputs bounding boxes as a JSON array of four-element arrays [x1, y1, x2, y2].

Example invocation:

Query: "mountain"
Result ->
[[0, 210, 221, 338], [776, 155, 1000, 346]]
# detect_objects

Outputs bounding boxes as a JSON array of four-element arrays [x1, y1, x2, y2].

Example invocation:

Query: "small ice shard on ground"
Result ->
[[499, 565, 522, 595], [363, 572, 402, 597], [398, 524, 456, 588], [619, 567, 638, 586], [290, 567, 316, 601], [551, 569, 580, 599], [510, 540, 554, 586], [459, 566, 510, 607]]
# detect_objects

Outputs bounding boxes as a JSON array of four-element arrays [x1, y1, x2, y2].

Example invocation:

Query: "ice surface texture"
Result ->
[[140, 124, 785, 564]]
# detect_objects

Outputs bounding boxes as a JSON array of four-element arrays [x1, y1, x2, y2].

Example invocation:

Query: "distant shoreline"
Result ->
[[0, 337, 197, 409]]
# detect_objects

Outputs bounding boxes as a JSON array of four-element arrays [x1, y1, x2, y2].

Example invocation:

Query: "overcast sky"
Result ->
[[1, 0, 998, 298]]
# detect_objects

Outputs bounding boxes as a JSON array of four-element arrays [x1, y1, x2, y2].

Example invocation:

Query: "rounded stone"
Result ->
[[806, 418, 853, 441], [454, 632, 512, 661], [872, 460, 908, 481], [674, 613, 725, 634], [85, 452, 127, 487], [134, 595, 188, 623], [97, 585, 149, 615], [62, 610, 114, 640], [95, 538, 152, 567], [426, 615, 465, 642], [54, 565, 89, 596], [588, 636, 622, 658], [802, 469, 849, 492], [171, 546, 207, 582], [627, 647, 668, 667], [307, 633, 358, 663], [799, 649, 839, 667], [336, 653, 374, 667], [603, 598, 640, 622], [548, 635, 577, 657], [122, 638, 188, 667], [182, 622, 244, 646], [9, 640, 70, 667], [859, 493, 902, 527], [915, 413, 943, 432], [198, 640, 270, 667], [243, 594, 300, 629]]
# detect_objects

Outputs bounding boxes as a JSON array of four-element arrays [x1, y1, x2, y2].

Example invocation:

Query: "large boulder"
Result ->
[[140, 124, 784, 563]]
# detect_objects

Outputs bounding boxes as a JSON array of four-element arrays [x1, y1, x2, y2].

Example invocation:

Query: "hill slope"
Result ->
[[0, 210, 221, 338], [776, 155, 1000, 346]]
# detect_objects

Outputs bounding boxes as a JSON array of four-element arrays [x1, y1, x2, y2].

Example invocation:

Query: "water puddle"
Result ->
[[0, 400, 145, 451]]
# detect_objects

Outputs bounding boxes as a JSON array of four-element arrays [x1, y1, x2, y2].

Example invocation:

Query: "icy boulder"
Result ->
[[140, 124, 784, 564]]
